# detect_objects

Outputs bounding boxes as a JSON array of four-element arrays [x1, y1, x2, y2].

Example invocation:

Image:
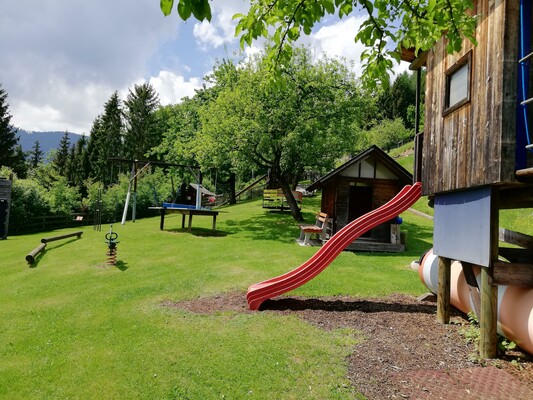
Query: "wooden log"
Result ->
[[499, 186, 533, 209], [498, 247, 533, 263], [498, 228, 533, 249], [437, 256, 451, 324], [26, 243, 47, 264], [493, 262, 533, 287], [41, 231, 83, 244]]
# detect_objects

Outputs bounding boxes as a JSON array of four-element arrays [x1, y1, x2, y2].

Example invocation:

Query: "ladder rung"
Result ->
[[520, 52, 533, 64], [526, 144, 533, 149], [521, 97, 533, 106]]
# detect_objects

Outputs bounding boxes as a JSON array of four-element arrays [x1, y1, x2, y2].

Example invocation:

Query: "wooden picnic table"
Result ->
[[150, 206, 219, 232]]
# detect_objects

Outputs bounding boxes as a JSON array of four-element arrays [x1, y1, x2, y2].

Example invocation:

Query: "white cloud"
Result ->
[[10, 79, 112, 134], [312, 16, 366, 62], [243, 45, 263, 62], [193, 21, 227, 49], [1, 0, 180, 133], [310, 16, 410, 78], [1, 0, 411, 135], [149, 71, 203, 105], [193, 0, 247, 49]]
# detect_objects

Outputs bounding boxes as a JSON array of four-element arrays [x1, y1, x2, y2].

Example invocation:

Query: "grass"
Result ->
[[1, 196, 433, 399]]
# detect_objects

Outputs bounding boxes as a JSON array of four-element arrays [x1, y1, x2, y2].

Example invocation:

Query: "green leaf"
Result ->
[[177, 1, 192, 20], [287, 26, 300, 40], [323, 1, 335, 14], [365, 1, 374, 15], [339, 3, 352, 18], [160, 0, 174, 16], [190, 0, 212, 22]]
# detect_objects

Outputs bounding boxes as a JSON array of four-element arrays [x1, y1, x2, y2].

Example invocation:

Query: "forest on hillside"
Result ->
[[0, 47, 422, 231]]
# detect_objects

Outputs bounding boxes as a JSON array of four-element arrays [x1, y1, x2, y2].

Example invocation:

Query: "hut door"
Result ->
[[348, 185, 373, 237]]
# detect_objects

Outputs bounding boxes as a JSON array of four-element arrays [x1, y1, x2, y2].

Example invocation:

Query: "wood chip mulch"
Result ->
[[163, 292, 533, 399]]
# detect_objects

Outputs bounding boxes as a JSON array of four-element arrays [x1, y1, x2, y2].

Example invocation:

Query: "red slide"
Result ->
[[247, 182, 422, 310]]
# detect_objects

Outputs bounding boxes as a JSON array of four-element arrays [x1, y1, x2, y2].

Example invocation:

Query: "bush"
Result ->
[[366, 118, 413, 152], [85, 170, 175, 224], [9, 179, 52, 226], [45, 177, 80, 215]]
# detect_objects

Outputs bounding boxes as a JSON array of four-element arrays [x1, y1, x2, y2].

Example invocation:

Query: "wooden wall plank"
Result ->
[[422, 0, 520, 195]]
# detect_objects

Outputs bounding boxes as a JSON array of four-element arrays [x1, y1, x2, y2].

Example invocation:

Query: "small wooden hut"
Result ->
[[307, 145, 413, 252]]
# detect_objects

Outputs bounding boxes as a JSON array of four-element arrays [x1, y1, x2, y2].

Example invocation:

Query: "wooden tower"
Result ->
[[404, 0, 533, 357]]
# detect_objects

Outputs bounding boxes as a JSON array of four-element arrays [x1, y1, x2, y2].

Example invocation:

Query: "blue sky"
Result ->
[[0, 0, 406, 135]]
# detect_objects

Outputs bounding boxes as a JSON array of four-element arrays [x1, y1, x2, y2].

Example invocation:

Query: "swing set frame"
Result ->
[[108, 158, 203, 224]]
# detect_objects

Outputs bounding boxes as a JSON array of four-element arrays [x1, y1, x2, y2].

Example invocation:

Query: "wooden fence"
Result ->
[[9, 214, 89, 235]]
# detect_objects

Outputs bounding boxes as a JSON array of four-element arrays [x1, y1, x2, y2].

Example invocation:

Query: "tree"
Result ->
[[151, 98, 205, 201], [29, 140, 44, 169], [377, 72, 419, 130], [367, 118, 412, 152], [194, 59, 245, 204], [123, 83, 160, 160], [87, 92, 124, 185], [100, 91, 124, 182], [53, 132, 70, 177], [152, 98, 200, 168], [197, 49, 362, 221], [151, 60, 247, 204], [0, 84, 26, 175], [161, 0, 477, 87], [11, 145, 27, 179], [66, 135, 89, 190], [87, 115, 104, 182]]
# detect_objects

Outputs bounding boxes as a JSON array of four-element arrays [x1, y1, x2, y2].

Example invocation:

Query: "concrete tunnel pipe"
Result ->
[[419, 249, 533, 355]]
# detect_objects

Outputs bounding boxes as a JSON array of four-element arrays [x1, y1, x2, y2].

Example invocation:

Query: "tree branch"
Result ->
[[275, 0, 307, 61]]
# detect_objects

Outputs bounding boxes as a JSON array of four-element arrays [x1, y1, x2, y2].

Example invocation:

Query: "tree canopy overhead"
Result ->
[[192, 49, 362, 221], [161, 0, 477, 86]]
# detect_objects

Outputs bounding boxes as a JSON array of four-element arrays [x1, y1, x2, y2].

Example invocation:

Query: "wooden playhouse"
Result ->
[[403, 0, 533, 357], [307, 145, 413, 252]]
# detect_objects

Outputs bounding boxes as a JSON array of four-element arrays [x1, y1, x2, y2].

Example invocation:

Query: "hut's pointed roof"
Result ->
[[307, 145, 413, 192]]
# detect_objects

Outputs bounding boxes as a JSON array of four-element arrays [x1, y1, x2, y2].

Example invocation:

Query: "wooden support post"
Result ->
[[437, 256, 451, 324], [159, 209, 166, 230], [480, 266, 497, 358], [461, 261, 481, 317], [479, 188, 499, 359]]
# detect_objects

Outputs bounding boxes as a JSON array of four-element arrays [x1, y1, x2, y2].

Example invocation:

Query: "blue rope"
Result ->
[[520, 0, 532, 148]]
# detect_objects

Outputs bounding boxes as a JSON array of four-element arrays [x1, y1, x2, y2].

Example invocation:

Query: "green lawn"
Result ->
[[1, 197, 433, 399]]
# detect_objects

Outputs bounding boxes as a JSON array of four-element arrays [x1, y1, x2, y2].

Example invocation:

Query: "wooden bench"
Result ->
[[262, 189, 302, 210], [298, 212, 331, 246]]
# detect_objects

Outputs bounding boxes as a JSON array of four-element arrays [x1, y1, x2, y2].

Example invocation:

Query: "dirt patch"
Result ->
[[163, 292, 533, 399]]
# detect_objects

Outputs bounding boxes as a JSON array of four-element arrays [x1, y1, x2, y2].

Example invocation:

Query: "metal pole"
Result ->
[[132, 163, 138, 222], [121, 163, 135, 225], [196, 171, 203, 209]]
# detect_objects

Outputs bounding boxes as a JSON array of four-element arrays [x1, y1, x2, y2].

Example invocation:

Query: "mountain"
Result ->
[[16, 129, 84, 156]]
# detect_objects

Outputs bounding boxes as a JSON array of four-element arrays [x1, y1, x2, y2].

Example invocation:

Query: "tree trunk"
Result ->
[[279, 177, 304, 222], [265, 168, 277, 189], [290, 168, 303, 191], [228, 172, 236, 205]]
